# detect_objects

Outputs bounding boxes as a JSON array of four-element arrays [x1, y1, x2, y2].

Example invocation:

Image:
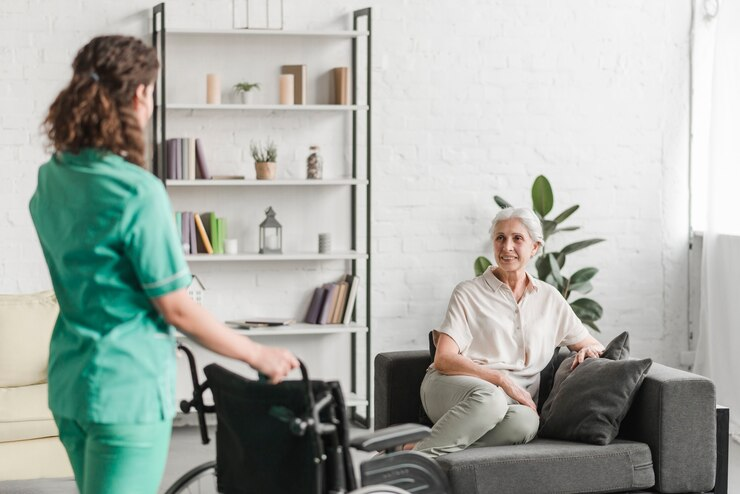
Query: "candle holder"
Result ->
[[259, 206, 282, 254]]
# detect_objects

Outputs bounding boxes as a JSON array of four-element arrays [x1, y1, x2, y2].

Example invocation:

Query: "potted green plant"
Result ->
[[250, 139, 277, 180], [233, 81, 260, 105]]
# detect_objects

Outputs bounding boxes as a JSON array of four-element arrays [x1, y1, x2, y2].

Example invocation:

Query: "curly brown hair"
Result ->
[[44, 35, 159, 168]]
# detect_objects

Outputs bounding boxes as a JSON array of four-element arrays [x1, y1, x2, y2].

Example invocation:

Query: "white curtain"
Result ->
[[692, 0, 740, 442]]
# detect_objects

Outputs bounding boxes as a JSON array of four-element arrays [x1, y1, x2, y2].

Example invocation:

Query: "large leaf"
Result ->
[[541, 220, 557, 241], [474, 256, 492, 276], [494, 195, 513, 209], [570, 298, 604, 320], [570, 267, 598, 285], [569, 281, 593, 294], [583, 320, 601, 332], [552, 205, 579, 225], [531, 175, 554, 217], [555, 226, 580, 233], [548, 254, 564, 286], [560, 238, 604, 256], [536, 255, 551, 280]]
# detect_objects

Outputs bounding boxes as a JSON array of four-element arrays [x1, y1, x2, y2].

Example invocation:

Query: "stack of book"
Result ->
[[175, 211, 227, 254], [304, 275, 360, 325], [166, 137, 210, 180]]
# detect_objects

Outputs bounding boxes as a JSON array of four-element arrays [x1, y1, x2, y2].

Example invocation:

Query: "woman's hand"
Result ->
[[570, 345, 603, 370], [500, 376, 537, 413], [250, 344, 300, 384]]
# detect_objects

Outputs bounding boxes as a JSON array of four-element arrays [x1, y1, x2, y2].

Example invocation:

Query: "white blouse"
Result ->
[[434, 267, 589, 399]]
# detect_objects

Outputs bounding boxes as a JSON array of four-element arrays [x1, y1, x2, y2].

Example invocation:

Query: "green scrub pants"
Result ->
[[54, 416, 172, 494]]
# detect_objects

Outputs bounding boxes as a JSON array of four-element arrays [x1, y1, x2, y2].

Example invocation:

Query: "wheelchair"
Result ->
[[165, 344, 450, 494]]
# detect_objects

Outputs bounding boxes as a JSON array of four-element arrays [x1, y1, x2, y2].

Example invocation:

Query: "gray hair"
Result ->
[[490, 207, 545, 247]]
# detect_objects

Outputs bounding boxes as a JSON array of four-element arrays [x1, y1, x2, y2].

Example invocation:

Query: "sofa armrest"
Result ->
[[374, 351, 431, 430], [619, 362, 716, 493]]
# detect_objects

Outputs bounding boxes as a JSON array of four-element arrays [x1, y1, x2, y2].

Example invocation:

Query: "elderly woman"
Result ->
[[413, 207, 604, 457]]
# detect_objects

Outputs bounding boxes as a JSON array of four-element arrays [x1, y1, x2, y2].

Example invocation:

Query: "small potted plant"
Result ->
[[250, 139, 277, 180], [233, 81, 260, 105]]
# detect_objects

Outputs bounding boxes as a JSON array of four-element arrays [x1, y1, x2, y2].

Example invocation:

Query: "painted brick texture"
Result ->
[[0, 0, 690, 366]]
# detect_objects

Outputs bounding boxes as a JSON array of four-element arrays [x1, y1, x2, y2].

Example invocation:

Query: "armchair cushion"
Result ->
[[0, 291, 58, 387], [0, 383, 57, 442]]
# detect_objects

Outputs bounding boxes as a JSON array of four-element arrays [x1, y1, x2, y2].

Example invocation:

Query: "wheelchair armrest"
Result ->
[[350, 423, 431, 452]]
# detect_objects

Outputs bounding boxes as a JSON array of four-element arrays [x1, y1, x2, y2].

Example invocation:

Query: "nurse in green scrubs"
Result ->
[[29, 35, 299, 494]]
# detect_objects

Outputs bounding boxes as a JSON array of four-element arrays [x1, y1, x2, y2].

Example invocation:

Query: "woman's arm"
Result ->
[[567, 334, 605, 370], [434, 332, 537, 412], [152, 288, 298, 383]]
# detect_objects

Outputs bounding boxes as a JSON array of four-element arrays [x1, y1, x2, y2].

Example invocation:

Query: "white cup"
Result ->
[[224, 238, 238, 255]]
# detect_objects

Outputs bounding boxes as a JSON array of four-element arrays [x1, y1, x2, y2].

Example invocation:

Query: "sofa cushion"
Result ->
[[435, 438, 655, 494], [0, 291, 58, 387], [0, 383, 57, 442], [538, 331, 652, 445]]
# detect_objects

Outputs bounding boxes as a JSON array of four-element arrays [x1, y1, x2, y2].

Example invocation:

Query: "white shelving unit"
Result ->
[[152, 4, 373, 425]]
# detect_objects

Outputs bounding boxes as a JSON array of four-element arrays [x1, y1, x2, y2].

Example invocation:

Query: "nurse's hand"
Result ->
[[250, 344, 300, 384]]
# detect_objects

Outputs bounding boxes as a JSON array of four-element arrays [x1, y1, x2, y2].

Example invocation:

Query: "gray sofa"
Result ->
[[374, 349, 728, 494]]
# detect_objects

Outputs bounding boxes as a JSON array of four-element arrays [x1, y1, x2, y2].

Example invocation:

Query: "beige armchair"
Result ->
[[0, 291, 72, 480]]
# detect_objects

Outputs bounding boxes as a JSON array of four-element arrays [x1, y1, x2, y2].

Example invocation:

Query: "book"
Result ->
[[181, 212, 191, 254], [166, 139, 177, 179], [188, 138, 196, 180], [318, 283, 338, 325], [194, 213, 214, 254], [227, 317, 295, 329], [194, 138, 210, 179], [304, 287, 324, 324], [189, 211, 198, 254], [342, 275, 360, 325], [281, 64, 306, 104], [331, 281, 348, 324]]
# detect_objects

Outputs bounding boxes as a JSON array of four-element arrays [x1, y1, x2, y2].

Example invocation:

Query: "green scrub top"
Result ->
[[29, 149, 191, 424]]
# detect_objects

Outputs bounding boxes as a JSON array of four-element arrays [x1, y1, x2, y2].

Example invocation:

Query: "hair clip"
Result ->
[[90, 71, 100, 82]]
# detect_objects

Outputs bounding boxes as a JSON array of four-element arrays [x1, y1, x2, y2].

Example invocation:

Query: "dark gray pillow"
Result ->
[[538, 331, 652, 445]]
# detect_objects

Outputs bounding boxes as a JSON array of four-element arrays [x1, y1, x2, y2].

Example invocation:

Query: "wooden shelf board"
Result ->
[[159, 28, 369, 38], [184, 252, 368, 262], [163, 103, 368, 111], [167, 178, 367, 187]]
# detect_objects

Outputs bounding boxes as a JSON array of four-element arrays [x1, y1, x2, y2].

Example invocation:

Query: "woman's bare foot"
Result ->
[[402, 442, 416, 451]]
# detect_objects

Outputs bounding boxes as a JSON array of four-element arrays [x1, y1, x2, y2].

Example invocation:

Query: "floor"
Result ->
[[0, 429, 737, 493], [0, 424, 373, 493]]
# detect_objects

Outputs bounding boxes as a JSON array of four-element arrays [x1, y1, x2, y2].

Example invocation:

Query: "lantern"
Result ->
[[259, 206, 282, 254]]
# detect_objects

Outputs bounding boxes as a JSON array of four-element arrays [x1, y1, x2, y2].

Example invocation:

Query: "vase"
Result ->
[[255, 162, 276, 180], [240, 92, 254, 105]]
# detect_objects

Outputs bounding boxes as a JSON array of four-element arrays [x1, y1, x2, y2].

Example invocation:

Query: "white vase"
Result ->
[[240, 91, 255, 105]]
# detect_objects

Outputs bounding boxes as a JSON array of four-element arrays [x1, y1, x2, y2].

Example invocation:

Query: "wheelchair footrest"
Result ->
[[350, 423, 431, 452]]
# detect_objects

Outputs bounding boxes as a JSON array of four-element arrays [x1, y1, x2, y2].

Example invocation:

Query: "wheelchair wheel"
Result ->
[[164, 460, 217, 494], [351, 486, 410, 494]]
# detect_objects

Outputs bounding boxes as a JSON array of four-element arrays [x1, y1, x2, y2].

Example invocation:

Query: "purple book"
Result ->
[[304, 287, 325, 324], [189, 211, 198, 255], [318, 283, 338, 325]]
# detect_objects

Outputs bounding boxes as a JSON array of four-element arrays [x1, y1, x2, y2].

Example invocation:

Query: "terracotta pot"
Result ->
[[255, 162, 276, 180]]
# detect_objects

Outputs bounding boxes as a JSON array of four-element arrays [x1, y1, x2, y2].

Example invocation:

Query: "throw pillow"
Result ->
[[538, 331, 653, 445]]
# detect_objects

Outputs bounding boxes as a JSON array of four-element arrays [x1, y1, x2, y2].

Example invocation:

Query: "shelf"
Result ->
[[175, 323, 367, 338], [226, 323, 368, 336], [167, 178, 368, 187], [163, 103, 368, 112], [158, 27, 369, 39], [184, 252, 368, 262]]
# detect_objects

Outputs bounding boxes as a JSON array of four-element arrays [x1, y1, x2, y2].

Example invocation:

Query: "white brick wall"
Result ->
[[0, 0, 691, 367]]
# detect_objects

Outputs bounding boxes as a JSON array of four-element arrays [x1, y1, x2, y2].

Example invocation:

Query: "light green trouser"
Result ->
[[415, 368, 539, 457], [54, 416, 172, 494]]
